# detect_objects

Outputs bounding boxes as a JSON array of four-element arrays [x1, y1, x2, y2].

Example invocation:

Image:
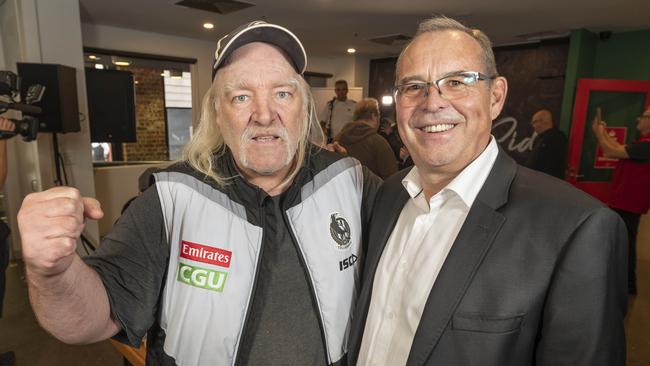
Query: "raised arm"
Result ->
[[17, 186, 121, 344], [591, 109, 629, 159]]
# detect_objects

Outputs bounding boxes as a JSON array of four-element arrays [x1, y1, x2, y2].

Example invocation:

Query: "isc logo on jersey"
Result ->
[[177, 240, 232, 292]]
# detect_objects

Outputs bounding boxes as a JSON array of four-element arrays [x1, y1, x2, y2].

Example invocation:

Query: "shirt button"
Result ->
[[387, 311, 395, 319]]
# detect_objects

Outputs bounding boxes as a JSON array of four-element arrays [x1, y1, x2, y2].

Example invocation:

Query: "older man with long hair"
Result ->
[[17, 21, 379, 366]]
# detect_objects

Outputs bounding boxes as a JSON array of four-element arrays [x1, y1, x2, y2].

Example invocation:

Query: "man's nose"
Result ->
[[422, 84, 449, 111], [251, 97, 274, 125]]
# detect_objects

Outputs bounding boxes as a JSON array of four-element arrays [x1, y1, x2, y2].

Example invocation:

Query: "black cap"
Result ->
[[212, 21, 307, 79]]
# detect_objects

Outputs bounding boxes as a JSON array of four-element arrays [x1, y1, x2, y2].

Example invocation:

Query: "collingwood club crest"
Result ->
[[329, 213, 351, 249]]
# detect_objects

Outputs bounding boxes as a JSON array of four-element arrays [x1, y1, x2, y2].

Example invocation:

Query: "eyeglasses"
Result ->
[[392, 71, 495, 107], [638, 114, 650, 120]]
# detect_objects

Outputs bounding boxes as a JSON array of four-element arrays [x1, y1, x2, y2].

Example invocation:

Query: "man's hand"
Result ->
[[18, 187, 104, 277], [591, 107, 606, 136], [324, 141, 348, 155], [0, 117, 16, 132], [399, 146, 410, 161]]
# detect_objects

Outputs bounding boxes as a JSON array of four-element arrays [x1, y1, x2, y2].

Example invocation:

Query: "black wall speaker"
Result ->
[[84, 68, 137, 143], [16, 63, 80, 133]]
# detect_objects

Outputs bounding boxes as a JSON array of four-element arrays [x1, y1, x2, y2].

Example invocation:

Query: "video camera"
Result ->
[[0, 70, 45, 141]]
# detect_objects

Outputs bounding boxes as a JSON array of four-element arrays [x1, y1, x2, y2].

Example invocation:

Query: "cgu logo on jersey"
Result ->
[[329, 212, 351, 250], [178, 240, 232, 292], [177, 263, 228, 292]]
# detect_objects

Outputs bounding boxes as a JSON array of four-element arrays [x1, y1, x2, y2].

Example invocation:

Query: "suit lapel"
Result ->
[[406, 149, 516, 366], [406, 201, 505, 366]]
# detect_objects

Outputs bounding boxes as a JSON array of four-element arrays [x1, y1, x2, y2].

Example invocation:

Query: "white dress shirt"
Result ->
[[357, 138, 499, 366]]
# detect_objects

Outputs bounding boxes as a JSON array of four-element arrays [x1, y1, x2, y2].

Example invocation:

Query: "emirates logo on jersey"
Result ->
[[180, 240, 232, 268], [329, 213, 351, 249]]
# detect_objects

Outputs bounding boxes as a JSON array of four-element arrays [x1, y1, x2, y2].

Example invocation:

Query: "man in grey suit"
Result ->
[[348, 16, 627, 366]]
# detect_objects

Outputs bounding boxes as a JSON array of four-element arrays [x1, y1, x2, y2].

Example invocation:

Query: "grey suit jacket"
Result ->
[[348, 149, 627, 366]]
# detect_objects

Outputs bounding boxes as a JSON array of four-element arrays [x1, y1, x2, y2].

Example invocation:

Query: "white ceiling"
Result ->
[[79, 0, 650, 58]]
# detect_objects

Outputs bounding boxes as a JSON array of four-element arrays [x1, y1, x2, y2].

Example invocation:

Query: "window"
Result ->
[[83, 49, 196, 163]]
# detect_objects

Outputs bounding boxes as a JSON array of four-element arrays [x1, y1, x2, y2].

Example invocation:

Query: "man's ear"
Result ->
[[490, 76, 508, 120]]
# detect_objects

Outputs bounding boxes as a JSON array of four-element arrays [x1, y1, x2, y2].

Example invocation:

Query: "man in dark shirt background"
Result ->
[[525, 108, 567, 179]]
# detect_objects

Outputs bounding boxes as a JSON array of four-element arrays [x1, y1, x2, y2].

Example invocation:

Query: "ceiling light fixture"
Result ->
[[381, 95, 393, 106], [88, 55, 98, 60], [94, 64, 104, 70], [170, 69, 183, 79], [203, 22, 214, 29], [111, 56, 131, 66], [347, 48, 356, 54]]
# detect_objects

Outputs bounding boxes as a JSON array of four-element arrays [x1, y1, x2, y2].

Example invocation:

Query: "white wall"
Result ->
[[81, 23, 215, 127], [94, 163, 168, 237], [309, 54, 369, 96]]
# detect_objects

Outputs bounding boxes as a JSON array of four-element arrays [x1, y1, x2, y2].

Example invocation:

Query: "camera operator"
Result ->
[[0, 116, 16, 366]]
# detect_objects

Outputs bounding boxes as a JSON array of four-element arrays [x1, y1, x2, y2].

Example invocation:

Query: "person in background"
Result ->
[[398, 145, 414, 170], [379, 117, 404, 162], [0, 117, 16, 366], [349, 15, 627, 366], [525, 108, 567, 179], [335, 98, 398, 179], [321, 79, 356, 141], [593, 106, 650, 295], [16, 21, 379, 366]]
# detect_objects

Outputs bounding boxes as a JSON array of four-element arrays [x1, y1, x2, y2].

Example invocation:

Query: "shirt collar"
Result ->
[[402, 137, 499, 208]]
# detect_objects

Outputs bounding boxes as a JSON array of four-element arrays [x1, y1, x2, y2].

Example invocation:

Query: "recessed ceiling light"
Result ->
[[88, 55, 98, 60], [114, 61, 131, 66], [347, 48, 356, 54], [94, 64, 104, 70], [203, 23, 214, 29]]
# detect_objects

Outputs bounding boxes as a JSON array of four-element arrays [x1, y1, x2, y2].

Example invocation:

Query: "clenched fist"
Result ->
[[18, 187, 104, 277]]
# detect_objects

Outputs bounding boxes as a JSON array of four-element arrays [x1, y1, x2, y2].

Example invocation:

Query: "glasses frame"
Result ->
[[392, 71, 496, 105]]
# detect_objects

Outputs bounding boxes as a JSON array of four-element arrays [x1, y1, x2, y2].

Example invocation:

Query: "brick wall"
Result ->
[[122, 67, 168, 161]]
